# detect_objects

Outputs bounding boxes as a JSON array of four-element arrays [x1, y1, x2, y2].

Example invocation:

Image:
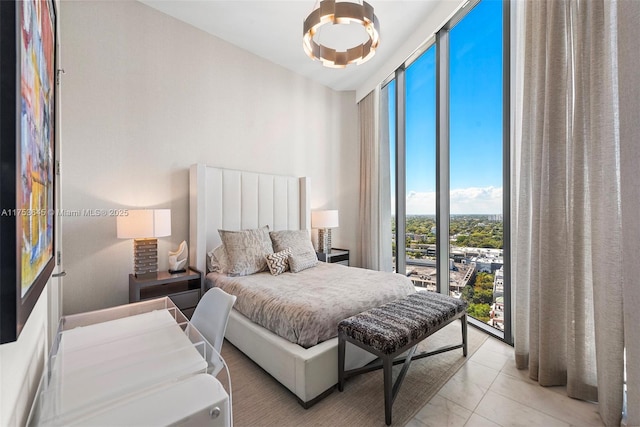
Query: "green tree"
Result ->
[[474, 272, 493, 286], [462, 285, 474, 302], [467, 303, 491, 322], [456, 235, 469, 246], [473, 289, 494, 305]]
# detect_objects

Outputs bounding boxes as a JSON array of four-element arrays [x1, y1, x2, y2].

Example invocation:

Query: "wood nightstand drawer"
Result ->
[[169, 289, 200, 309]]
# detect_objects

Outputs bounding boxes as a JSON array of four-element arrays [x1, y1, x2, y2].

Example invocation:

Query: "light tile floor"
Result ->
[[405, 335, 604, 427]]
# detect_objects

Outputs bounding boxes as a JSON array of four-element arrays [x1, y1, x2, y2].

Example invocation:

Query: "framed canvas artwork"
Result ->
[[0, 0, 57, 344]]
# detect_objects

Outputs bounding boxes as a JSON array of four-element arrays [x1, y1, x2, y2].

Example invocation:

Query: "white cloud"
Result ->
[[406, 191, 435, 215], [397, 186, 502, 215], [450, 186, 502, 214]]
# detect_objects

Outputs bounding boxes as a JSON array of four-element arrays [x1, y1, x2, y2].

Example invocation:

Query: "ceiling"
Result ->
[[139, 0, 444, 92]]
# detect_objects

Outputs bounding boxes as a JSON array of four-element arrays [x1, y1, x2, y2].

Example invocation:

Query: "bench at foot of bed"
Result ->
[[338, 291, 468, 426]]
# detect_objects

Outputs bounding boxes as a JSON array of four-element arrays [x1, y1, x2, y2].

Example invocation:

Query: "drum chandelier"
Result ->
[[303, 0, 380, 68]]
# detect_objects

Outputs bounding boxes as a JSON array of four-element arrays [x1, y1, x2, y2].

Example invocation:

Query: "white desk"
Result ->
[[29, 298, 230, 426]]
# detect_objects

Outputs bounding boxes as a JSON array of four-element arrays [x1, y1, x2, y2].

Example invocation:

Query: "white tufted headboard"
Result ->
[[189, 164, 311, 274]]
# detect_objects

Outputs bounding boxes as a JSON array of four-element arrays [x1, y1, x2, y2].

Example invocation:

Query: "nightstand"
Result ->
[[129, 267, 203, 318], [316, 248, 349, 266]]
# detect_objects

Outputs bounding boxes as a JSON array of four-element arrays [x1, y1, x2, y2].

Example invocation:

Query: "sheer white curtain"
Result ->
[[513, 1, 639, 425], [618, 2, 640, 425], [358, 87, 392, 271]]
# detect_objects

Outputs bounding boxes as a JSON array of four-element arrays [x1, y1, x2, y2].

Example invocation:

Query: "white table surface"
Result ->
[[36, 309, 224, 426]]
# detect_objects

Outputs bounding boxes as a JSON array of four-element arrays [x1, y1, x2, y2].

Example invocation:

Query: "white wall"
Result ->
[[0, 287, 49, 426], [59, 0, 359, 315]]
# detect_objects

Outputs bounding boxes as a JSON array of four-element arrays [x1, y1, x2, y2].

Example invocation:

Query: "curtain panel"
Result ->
[[358, 87, 392, 271], [513, 1, 639, 425], [618, 2, 640, 425]]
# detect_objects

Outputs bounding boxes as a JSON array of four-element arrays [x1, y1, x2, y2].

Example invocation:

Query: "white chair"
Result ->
[[191, 288, 237, 355]]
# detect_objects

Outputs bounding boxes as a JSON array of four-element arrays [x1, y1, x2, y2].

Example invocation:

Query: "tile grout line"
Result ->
[[476, 388, 579, 427], [440, 340, 506, 427], [406, 334, 491, 427], [464, 412, 506, 427], [486, 379, 602, 427], [465, 339, 508, 426]]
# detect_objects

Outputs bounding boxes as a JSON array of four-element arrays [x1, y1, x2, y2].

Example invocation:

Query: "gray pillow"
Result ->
[[219, 226, 273, 276], [207, 245, 230, 273], [289, 251, 318, 273], [269, 230, 317, 259]]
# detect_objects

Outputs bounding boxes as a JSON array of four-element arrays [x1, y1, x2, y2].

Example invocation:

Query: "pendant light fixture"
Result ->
[[303, 0, 380, 68]]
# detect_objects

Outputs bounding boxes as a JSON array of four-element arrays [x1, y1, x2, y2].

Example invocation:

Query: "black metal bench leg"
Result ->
[[383, 355, 393, 426], [461, 314, 468, 357], [338, 334, 346, 392]]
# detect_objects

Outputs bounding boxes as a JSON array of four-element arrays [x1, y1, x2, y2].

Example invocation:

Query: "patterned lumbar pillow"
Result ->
[[269, 230, 317, 259], [289, 251, 318, 273], [265, 248, 292, 275]]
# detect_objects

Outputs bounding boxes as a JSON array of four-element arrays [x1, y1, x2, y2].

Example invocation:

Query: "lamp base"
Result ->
[[318, 228, 332, 254], [168, 268, 186, 274], [133, 238, 159, 276]]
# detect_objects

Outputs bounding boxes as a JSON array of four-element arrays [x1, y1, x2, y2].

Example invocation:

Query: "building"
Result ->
[[493, 266, 504, 299]]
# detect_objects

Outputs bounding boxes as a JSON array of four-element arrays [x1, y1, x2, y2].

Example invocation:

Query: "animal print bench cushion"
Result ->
[[338, 291, 467, 355]]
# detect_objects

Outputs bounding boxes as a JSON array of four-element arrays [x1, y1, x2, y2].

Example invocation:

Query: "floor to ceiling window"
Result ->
[[384, 0, 510, 341], [449, 0, 505, 333], [404, 46, 437, 288]]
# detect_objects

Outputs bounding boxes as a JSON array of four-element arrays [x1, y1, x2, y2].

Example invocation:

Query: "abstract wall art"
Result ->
[[1, 0, 57, 343]]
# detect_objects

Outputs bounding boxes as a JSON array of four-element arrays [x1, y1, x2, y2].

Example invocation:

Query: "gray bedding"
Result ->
[[206, 263, 415, 348]]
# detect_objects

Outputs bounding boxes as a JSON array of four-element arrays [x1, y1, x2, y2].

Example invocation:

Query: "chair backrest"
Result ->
[[190, 288, 237, 354]]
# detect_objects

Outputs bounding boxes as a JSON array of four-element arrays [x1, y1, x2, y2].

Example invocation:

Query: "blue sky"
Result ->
[[390, 0, 503, 215]]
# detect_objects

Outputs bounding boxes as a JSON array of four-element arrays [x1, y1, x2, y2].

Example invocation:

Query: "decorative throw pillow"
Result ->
[[265, 248, 292, 276], [289, 251, 318, 273], [207, 250, 216, 273], [207, 245, 230, 273], [269, 230, 317, 260], [219, 226, 274, 276]]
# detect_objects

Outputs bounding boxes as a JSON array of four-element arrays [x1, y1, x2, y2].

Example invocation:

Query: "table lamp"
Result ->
[[311, 209, 339, 254], [117, 209, 171, 277]]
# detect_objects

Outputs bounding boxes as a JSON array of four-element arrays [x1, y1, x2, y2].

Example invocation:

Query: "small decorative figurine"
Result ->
[[168, 240, 188, 274]]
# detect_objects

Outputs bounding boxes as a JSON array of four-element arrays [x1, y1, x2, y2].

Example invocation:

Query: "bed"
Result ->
[[189, 164, 415, 407]]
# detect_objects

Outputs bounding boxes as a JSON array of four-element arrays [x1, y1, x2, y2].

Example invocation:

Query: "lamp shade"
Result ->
[[311, 210, 339, 229], [117, 209, 171, 239]]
